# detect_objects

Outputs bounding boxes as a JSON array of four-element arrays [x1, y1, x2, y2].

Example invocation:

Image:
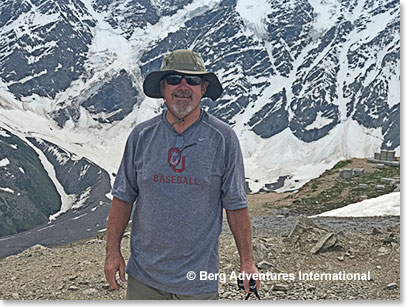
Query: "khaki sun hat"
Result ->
[[143, 49, 223, 101]]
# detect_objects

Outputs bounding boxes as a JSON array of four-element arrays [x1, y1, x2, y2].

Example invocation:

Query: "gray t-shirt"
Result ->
[[112, 110, 248, 295]]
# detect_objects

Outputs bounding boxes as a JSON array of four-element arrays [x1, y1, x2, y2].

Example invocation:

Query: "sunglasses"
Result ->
[[163, 74, 203, 86]]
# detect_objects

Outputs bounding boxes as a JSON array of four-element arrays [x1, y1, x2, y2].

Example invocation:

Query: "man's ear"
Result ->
[[202, 81, 209, 95]]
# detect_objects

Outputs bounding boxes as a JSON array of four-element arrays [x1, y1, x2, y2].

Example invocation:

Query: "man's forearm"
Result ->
[[226, 207, 254, 265], [226, 207, 260, 292], [106, 197, 133, 253]]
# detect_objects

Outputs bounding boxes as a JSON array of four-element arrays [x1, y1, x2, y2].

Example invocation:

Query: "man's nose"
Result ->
[[178, 77, 189, 87]]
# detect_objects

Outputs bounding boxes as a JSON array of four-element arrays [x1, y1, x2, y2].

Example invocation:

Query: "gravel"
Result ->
[[0, 214, 400, 300]]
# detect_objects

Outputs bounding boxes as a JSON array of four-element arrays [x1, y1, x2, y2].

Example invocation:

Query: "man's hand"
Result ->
[[226, 208, 260, 293], [104, 250, 127, 290], [104, 197, 132, 290], [240, 261, 261, 293]]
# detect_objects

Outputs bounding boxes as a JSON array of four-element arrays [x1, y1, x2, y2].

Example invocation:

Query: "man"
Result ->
[[104, 49, 260, 300]]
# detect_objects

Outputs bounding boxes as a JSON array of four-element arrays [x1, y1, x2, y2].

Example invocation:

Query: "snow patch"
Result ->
[[0, 158, 10, 167], [0, 187, 14, 194], [305, 111, 334, 130], [242, 119, 383, 193], [0, 128, 10, 137], [311, 192, 400, 217], [72, 213, 88, 220], [308, 0, 341, 33], [236, 0, 271, 39]]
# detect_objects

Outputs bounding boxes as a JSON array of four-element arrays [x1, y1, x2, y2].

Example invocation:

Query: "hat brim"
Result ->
[[143, 69, 223, 101]]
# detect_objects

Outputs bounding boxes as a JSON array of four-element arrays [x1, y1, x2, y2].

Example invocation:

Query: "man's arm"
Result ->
[[104, 197, 133, 290], [226, 207, 260, 293]]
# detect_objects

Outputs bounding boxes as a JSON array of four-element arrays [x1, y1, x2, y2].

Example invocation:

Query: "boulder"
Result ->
[[310, 233, 338, 254]]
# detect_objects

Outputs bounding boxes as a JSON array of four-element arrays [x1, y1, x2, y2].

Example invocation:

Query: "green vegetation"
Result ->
[[333, 159, 353, 169], [283, 162, 400, 216]]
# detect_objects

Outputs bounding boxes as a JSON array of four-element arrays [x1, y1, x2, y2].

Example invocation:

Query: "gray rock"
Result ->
[[256, 260, 274, 270], [272, 284, 289, 291], [380, 178, 394, 184], [279, 207, 290, 217], [87, 238, 104, 244], [383, 233, 395, 244], [252, 242, 268, 262], [123, 232, 131, 238], [371, 227, 382, 235], [310, 233, 338, 254], [353, 168, 365, 176], [380, 150, 389, 160], [389, 179, 400, 187], [68, 285, 79, 291], [339, 169, 353, 179], [102, 284, 111, 290], [380, 150, 396, 161], [83, 288, 98, 296], [377, 247, 389, 256], [286, 215, 319, 242], [385, 283, 398, 290]]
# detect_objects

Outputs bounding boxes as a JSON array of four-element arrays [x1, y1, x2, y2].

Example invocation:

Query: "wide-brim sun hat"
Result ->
[[143, 49, 223, 101]]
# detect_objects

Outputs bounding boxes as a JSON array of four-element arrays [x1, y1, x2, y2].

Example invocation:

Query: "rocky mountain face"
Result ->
[[0, 127, 61, 236], [0, 126, 111, 237], [0, 0, 400, 237]]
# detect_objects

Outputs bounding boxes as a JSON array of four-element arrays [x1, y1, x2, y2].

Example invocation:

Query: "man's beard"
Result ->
[[169, 89, 196, 118]]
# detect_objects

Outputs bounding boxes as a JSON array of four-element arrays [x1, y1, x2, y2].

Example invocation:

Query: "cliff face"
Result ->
[[0, 126, 111, 237], [0, 128, 61, 236]]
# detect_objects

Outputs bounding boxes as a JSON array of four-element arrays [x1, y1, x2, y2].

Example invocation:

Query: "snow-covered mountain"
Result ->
[[0, 0, 400, 236]]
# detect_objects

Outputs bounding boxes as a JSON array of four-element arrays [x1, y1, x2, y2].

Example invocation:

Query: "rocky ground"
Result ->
[[0, 158, 400, 300]]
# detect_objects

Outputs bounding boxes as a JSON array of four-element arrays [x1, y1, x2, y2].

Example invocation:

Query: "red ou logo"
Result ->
[[168, 148, 185, 173]]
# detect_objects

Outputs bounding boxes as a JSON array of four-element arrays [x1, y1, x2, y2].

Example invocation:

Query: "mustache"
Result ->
[[172, 89, 192, 97]]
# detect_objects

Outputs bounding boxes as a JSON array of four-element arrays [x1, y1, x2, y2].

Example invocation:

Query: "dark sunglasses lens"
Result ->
[[165, 75, 202, 86], [185, 76, 202, 85], [165, 75, 183, 85]]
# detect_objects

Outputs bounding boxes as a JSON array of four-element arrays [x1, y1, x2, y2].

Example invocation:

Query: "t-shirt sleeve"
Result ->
[[112, 129, 139, 204], [221, 130, 248, 210]]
